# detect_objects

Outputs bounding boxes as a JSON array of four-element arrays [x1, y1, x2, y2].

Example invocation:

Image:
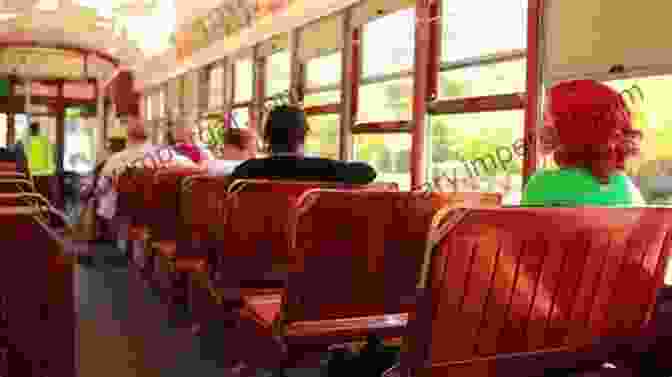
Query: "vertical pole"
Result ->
[[252, 46, 266, 132], [96, 78, 107, 162], [223, 57, 233, 127], [523, 0, 544, 185], [339, 8, 355, 161], [411, 0, 432, 189], [56, 81, 64, 173], [25, 76, 31, 135], [289, 29, 302, 104]]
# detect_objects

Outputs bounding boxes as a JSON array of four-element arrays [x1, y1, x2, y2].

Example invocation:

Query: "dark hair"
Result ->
[[30, 122, 39, 136], [263, 105, 310, 153], [108, 138, 126, 153], [224, 128, 255, 150]]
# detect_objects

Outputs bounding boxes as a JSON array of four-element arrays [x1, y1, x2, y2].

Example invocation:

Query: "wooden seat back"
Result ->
[[0, 205, 75, 376], [228, 179, 400, 195], [180, 175, 233, 243], [149, 167, 203, 241], [0, 178, 36, 194], [282, 190, 446, 324], [403, 207, 672, 377], [216, 188, 312, 286]]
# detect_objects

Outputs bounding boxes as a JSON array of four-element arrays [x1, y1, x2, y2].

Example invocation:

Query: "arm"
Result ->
[[334, 161, 377, 185]]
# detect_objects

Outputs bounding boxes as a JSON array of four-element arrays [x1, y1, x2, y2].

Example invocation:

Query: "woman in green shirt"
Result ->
[[522, 80, 644, 206]]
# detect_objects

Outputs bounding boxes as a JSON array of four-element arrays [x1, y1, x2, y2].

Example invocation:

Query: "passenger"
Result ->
[[232, 105, 376, 184], [100, 116, 195, 178], [20, 122, 58, 204], [169, 122, 213, 165], [205, 127, 258, 176], [521, 80, 645, 206]]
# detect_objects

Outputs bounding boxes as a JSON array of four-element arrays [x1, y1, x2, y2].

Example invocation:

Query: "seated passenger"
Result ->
[[232, 105, 376, 184], [521, 80, 645, 206], [205, 128, 258, 176], [100, 116, 195, 178], [169, 122, 213, 165]]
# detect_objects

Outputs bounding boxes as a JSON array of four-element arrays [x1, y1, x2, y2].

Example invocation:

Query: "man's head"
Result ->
[[263, 105, 309, 154], [30, 122, 40, 136]]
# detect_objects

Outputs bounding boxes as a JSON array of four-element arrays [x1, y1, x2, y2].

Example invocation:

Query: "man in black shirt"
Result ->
[[232, 105, 376, 184]]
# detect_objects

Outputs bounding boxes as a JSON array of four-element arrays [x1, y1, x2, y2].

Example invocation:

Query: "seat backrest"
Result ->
[[284, 190, 444, 323], [149, 167, 202, 240], [0, 205, 75, 376], [409, 207, 672, 374], [119, 167, 158, 225], [217, 188, 311, 285], [229, 179, 399, 195], [180, 175, 233, 243]]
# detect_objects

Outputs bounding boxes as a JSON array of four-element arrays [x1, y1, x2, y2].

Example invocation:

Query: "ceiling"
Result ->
[[0, 0, 185, 80]]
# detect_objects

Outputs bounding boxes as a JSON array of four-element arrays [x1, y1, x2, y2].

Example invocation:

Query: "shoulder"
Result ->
[[521, 169, 561, 204]]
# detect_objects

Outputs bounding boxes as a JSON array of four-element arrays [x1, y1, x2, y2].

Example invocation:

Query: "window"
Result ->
[[235, 59, 253, 103], [306, 114, 339, 159], [441, 0, 527, 63], [304, 91, 342, 108], [354, 133, 411, 190], [429, 111, 524, 205], [306, 52, 342, 90], [358, 8, 415, 123], [266, 50, 291, 97], [159, 89, 165, 118], [64, 115, 96, 174], [0, 114, 6, 147], [439, 59, 526, 99], [146, 95, 153, 121], [362, 7, 415, 77], [231, 107, 249, 129], [605, 75, 672, 205], [358, 77, 413, 123], [209, 64, 225, 109]]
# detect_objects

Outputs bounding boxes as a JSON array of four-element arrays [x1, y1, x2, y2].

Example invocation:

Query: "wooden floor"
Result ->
[[75, 243, 235, 376]]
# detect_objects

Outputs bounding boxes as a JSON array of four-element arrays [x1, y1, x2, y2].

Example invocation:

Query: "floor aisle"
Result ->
[[75, 243, 235, 377], [74, 242, 327, 377]]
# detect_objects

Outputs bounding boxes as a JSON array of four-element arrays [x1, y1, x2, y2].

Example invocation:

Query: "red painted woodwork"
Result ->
[[522, 0, 543, 184], [0, 205, 75, 376], [393, 207, 672, 377]]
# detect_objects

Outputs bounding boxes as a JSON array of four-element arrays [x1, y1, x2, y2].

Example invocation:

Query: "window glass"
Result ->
[[429, 110, 524, 205], [439, 59, 526, 99], [209, 65, 225, 109], [235, 59, 254, 103], [146, 95, 153, 120], [231, 107, 249, 129], [353, 132, 411, 190], [0, 114, 6, 147], [362, 8, 415, 77], [306, 52, 342, 89], [605, 75, 672, 205], [305, 114, 339, 159], [442, 0, 527, 62], [159, 90, 165, 116], [303, 90, 341, 108], [64, 115, 96, 173], [266, 50, 291, 97], [358, 77, 413, 122]]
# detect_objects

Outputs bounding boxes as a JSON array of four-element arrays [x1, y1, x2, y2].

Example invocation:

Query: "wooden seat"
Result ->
[[238, 190, 454, 371], [228, 178, 400, 195], [0, 205, 75, 376], [386, 207, 672, 377]]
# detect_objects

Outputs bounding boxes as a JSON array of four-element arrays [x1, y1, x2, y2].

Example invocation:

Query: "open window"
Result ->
[[428, 0, 527, 204]]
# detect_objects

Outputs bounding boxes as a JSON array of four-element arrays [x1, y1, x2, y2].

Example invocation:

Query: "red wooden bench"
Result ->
[[384, 207, 672, 377], [145, 167, 207, 302], [235, 190, 497, 372], [0, 204, 75, 376], [178, 174, 234, 330]]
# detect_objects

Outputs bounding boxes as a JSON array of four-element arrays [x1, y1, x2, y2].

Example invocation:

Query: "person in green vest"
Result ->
[[521, 79, 645, 207], [24, 122, 56, 176]]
